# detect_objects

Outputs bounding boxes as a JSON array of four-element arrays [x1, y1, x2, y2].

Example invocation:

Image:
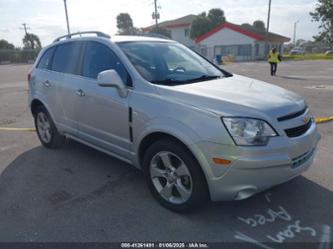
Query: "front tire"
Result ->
[[143, 139, 208, 212], [34, 105, 65, 149]]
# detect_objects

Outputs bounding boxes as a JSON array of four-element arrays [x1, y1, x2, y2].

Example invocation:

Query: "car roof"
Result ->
[[111, 35, 173, 43], [42, 34, 175, 53]]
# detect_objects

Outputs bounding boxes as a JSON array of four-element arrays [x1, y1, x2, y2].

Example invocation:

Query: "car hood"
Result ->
[[155, 74, 305, 119]]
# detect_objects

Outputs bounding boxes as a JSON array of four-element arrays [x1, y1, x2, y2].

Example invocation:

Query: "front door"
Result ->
[[75, 41, 132, 159]]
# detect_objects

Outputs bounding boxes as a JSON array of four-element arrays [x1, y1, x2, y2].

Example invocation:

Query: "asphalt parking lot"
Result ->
[[0, 61, 332, 246]]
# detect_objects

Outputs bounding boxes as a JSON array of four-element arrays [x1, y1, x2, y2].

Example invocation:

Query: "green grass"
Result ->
[[283, 53, 333, 60]]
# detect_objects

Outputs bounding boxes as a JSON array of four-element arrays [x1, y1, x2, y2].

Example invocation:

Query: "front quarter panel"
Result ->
[[130, 89, 235, 182]]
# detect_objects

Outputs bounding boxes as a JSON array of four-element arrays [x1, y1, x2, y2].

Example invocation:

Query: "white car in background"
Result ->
[[290, 47, 305, 55]]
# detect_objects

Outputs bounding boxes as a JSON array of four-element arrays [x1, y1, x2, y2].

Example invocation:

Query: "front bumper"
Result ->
[[195, 120, 321, 201]]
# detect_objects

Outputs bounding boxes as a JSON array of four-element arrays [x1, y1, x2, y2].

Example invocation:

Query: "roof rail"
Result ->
[[53, 31, 110, 43]]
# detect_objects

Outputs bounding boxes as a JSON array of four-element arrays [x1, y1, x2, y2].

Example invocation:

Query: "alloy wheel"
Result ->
[[36, 112, 52, 143], [150, 151, 193, 204]]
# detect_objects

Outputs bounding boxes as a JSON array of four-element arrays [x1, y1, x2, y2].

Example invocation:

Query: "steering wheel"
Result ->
[[173, 66, 186, 72]]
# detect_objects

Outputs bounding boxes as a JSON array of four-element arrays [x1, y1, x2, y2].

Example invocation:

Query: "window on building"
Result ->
[[238, 45, 252, 56], [219, 45, 238, 56], [184, 29, 190, 37], [255, 44, 260, 56]]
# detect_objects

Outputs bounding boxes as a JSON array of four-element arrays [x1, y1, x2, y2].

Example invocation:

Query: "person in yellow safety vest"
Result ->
[[268, 48, 282, 76]]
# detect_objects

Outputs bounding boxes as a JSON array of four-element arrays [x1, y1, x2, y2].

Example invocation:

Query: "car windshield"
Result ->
[[117, 41, 230, 85]]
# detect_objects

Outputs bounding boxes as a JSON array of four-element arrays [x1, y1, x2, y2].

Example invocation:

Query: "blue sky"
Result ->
[[0, 0, 320, 47]]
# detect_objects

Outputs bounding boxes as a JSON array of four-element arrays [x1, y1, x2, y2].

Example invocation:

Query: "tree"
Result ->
[[252, 20, 265, 32], [296, 39, 306, 47], [310, 0, 333, 48], [190, 9, 226, 39], [117, 13, 134, 34], [22, 33, 41, 50], [149, 26, 171, 38], [241, 23, 253, 29], [0, 39, 15, 50], [190, 13, 212, 39], [208, 8, 226, 27]]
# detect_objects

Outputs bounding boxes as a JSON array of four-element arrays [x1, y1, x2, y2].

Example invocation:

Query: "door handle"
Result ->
[[42, 80, 51, 87], [76, 89, 85, 97]]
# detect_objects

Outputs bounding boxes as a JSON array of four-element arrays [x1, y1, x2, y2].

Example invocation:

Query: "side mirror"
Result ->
[[97, 69, 127, 97]]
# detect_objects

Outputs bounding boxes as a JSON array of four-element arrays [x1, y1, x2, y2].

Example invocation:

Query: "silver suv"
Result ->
[[28, 31, 320, 212]]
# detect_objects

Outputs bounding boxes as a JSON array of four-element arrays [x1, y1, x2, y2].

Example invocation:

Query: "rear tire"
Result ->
[[143, 139, 208, 212], [34, 105, 65, 149]]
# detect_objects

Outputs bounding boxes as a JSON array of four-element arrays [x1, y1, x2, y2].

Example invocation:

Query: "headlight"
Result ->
[[222, 117, 277, 146]]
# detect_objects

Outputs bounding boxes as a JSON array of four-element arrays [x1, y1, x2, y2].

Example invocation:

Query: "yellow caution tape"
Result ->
[[315, 116, 333, 124], [0, 127, 36, 132]]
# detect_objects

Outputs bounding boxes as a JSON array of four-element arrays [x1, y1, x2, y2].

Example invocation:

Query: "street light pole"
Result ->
[[153, 0, 159, 28], [63, 0, 70, 35], [265, 0, 272, 55], [293, 20, 299, 46]]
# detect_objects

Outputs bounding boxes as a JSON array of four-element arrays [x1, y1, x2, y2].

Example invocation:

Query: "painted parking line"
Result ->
[[0, 127, 35, 131]]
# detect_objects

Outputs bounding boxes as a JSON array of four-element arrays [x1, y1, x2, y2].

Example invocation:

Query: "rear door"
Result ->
[[75, 41, 131, 159], [33, 46, 58, 116], [50, 41, 84, 135]]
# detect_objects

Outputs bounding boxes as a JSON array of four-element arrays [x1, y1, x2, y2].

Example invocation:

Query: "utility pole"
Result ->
[[265, 0, 272, 55], [63, 0, 70, 35], [293, 20, 299, 46], [21, 23, 30, 35], [152, 0, 160, 28]]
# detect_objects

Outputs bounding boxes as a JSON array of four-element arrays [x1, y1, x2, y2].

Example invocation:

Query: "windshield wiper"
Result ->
[[151, 78, 184, 85], [185, 75, 222, 83], [151, 75, 222, 85]]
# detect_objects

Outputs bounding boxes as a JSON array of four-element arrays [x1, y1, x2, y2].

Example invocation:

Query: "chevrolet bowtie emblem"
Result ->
[[303, 114, 311, 123]]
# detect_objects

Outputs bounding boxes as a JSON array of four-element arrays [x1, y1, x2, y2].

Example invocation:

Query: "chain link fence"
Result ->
[[0, 49, 40, 64]]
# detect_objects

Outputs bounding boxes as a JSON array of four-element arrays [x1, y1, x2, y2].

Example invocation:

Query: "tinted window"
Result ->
[[82, 41, 130, 84], [37, 47, 55, 70], [52, 42, 82, 74]]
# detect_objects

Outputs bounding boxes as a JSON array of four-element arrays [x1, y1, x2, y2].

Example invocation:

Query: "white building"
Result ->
[[195, 22, 290, 61], [143, 15, 290, 62], [143, 15, 196, 48]]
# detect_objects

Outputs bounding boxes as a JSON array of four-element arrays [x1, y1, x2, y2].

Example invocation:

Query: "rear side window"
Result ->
[[37, 47, 55, 70], [82, 41, 130, 85], [52, 42, 82, 75]]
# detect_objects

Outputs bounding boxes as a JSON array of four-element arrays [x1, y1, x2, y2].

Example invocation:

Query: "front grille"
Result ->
[[285, 120, 312, 137], [277, 107, 307, 122]]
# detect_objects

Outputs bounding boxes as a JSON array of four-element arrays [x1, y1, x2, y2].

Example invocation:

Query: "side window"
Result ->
[[82, 41, 130, 85], [52, 42, 82, 75], [37, 47, 55, 70]]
